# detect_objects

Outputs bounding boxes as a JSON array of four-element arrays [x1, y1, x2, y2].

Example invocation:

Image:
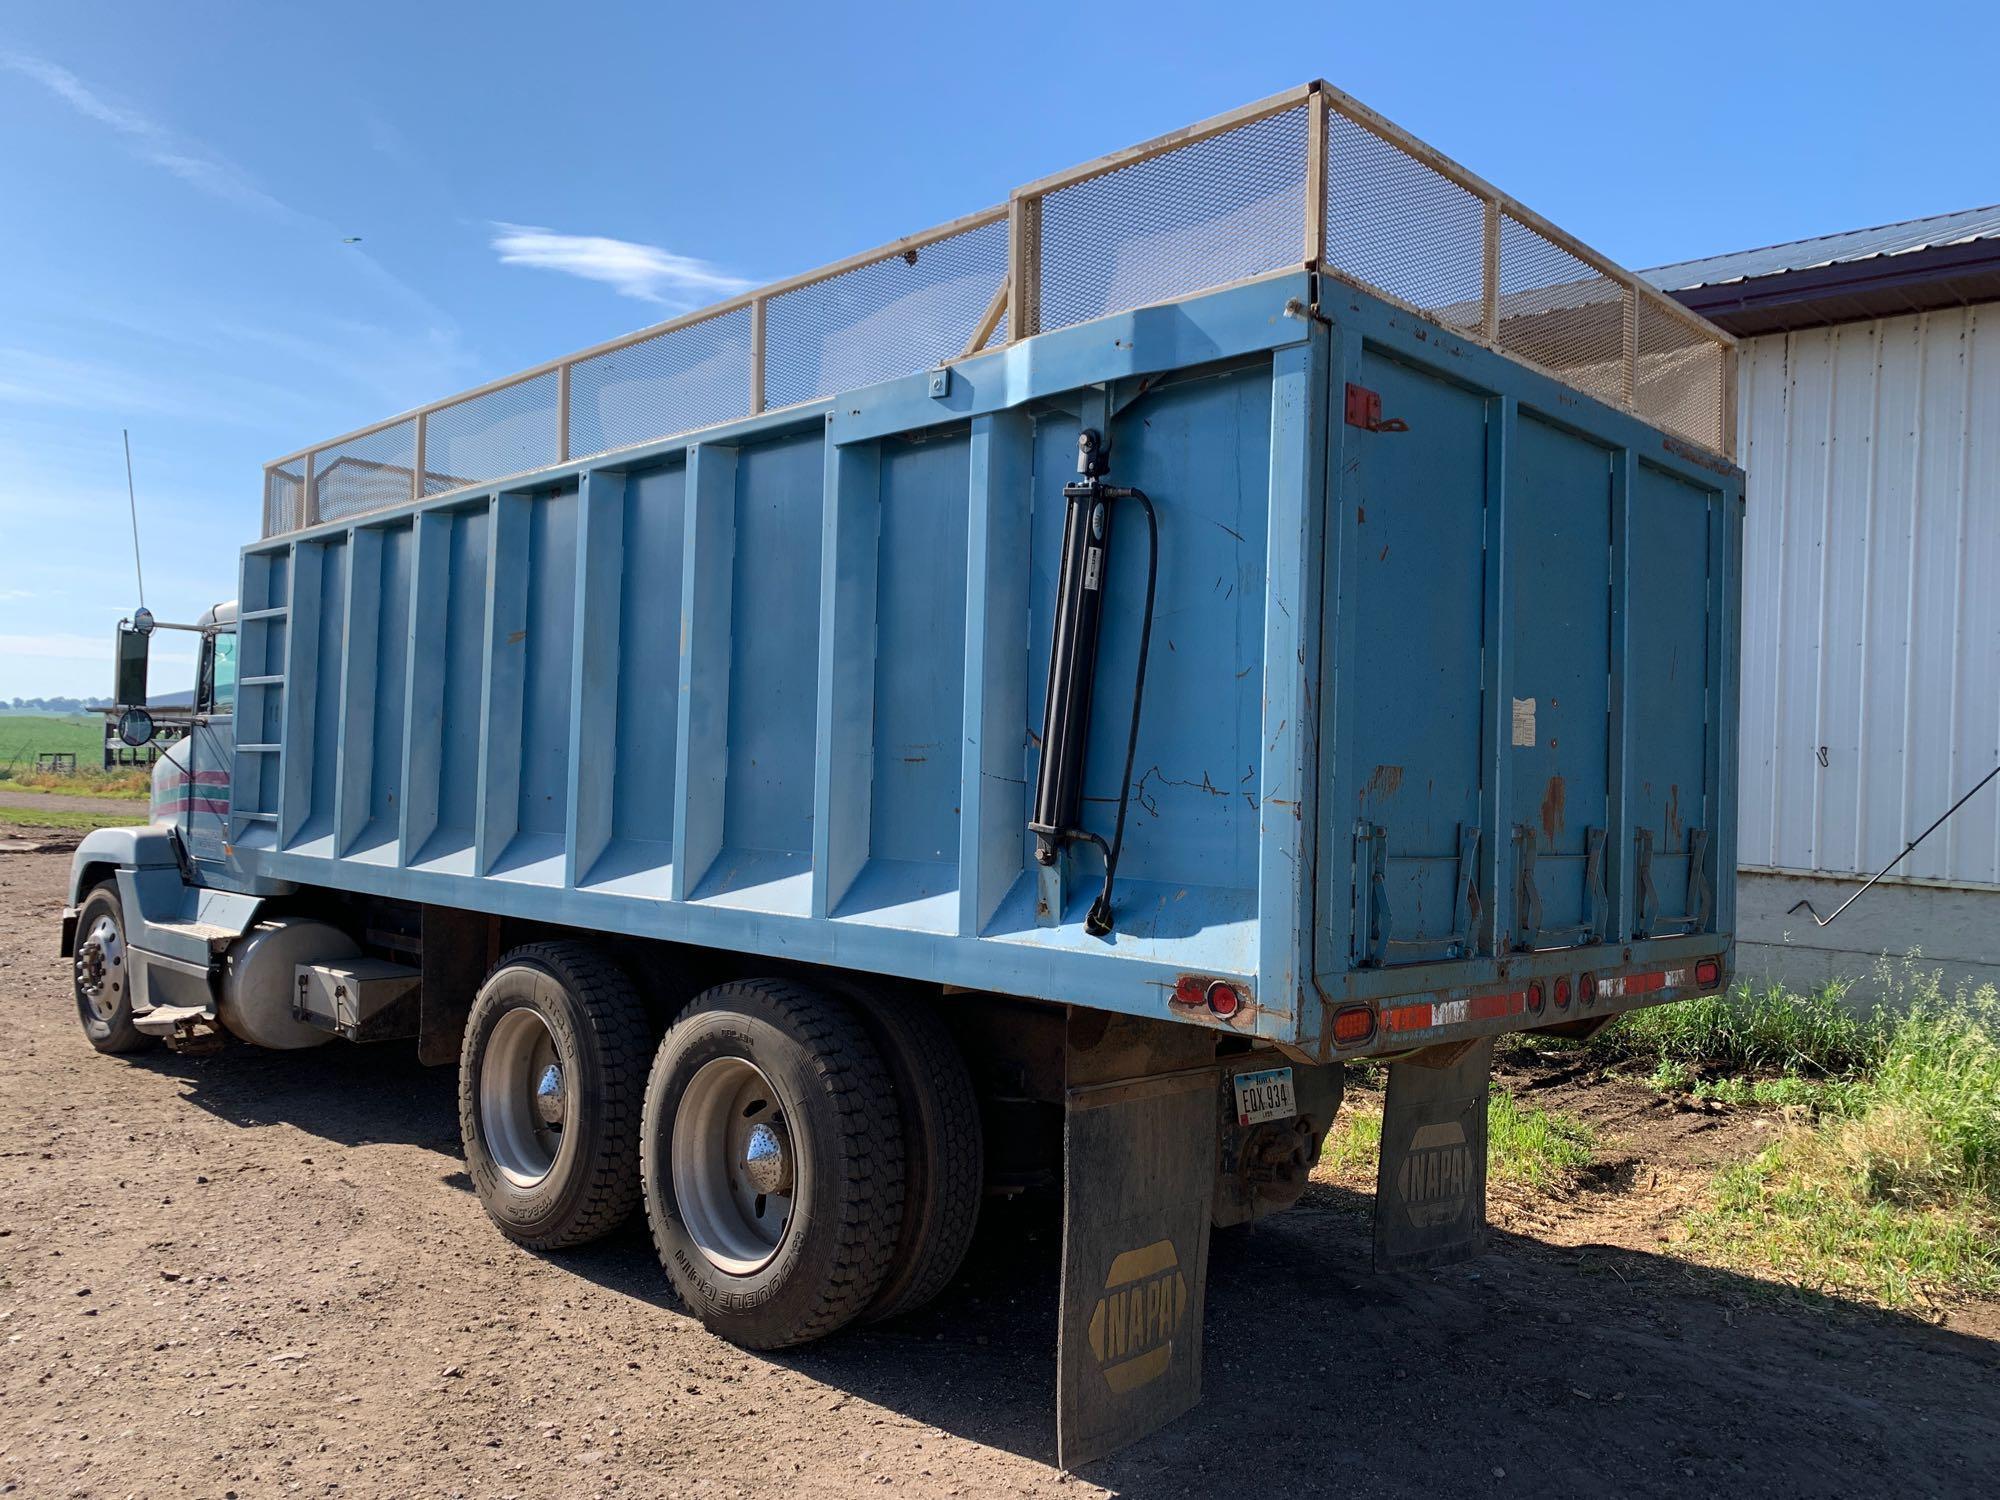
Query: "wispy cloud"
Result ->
[[0, 49, 297, 220], [490, 223, 754, 307]]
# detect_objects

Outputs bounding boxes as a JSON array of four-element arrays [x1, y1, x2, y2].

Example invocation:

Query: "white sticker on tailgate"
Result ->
[[1233, 1066, 1296, 1127]]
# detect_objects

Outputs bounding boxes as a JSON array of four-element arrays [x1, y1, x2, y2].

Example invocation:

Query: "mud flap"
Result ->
[[1057, 1015, 1217, 1470], [1373, 1036, 1495, 1271]]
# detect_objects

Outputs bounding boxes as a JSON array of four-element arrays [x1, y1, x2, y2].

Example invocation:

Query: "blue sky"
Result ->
[[3, 0, 1994, 698]]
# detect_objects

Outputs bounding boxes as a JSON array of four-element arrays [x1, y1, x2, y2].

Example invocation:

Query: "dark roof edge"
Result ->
[[1665, 238, 2000, 336]]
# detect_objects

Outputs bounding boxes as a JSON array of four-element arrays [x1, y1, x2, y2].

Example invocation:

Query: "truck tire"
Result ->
[[851, 991, 983, 1322], [641, 979, 905, 1349], [458, 942, 651, 1250], [71, 880, 152, 1055]]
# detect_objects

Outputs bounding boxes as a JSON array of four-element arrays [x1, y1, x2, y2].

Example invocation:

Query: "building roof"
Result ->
[[1644, 204, 2000, 336]]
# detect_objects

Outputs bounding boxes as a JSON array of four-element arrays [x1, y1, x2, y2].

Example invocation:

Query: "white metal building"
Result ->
[[1649, 208, 2000, 997]]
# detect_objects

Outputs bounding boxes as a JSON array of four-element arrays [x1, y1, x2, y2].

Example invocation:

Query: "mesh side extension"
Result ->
[[1039, 105, 1309, 334], [1323, 108, 1484, 330], [1637, 297, 1728, 453], [567, 306, 754, 460], [1495, 214, 1628, 407], [423, 372, 561, 497], [311, 419, 418, 523], [264, 465, 305, 537], [763, 218, 1009, 410]]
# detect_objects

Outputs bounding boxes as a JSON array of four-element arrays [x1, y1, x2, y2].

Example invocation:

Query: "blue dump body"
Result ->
[[221, 268, 1742, 1059]]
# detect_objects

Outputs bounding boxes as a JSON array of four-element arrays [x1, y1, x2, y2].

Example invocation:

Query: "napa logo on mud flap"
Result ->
[[1399, 1120, 1472, 1228], [1087, 1239, 1189, 1394]]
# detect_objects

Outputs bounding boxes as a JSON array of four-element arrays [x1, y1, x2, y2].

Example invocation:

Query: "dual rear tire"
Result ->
[[459, 952, 980, 1347]]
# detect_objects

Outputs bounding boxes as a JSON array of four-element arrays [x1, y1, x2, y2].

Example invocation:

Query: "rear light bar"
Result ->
[[1371, 959, 1725, 1044]]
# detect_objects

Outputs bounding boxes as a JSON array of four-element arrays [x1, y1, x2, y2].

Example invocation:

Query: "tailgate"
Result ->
[[1315, 307, 1741, 1048]]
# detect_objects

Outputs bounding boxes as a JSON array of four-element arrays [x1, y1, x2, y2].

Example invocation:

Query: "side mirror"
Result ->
[[118, 706, 156, 748], [114, 624, 151, 709]]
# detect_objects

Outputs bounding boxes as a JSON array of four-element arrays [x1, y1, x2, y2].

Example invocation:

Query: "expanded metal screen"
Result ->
[[1037, 104, 1308, 333], [568, 306, 754, 462], [422, 371, 561, 497], [311, 418, 417, 524], [765, 216, 1008, 409], [264, 82, 1735, 534], [1323, 109, 1486, 332]]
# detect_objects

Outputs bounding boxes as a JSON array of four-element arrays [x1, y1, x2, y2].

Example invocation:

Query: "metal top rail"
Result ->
[[263, 80, 1736, 537]]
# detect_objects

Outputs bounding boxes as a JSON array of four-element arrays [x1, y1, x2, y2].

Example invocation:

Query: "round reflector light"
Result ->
[[1527, 980, 1546, 1013], [1205, 981, 1241, 1019], [1554, 976, 1573, 1009]]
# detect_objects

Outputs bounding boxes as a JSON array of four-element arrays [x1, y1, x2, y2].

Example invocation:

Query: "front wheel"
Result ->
[[72, 881, 151, 1055], [642, 980, 906, 1349]]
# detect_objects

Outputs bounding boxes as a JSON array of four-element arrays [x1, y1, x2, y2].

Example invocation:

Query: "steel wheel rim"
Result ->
[[74, 913, 125, 1021], [672, 1057, 794, 1276], [480, 1007, 572, 1190]]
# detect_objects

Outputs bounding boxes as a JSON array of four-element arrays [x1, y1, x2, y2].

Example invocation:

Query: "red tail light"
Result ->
[[1527, 980, 1546, 1013], [1554, 976, 1573, 1009], [1205, 981, 1242, 1019], [1332, 1005, 1375, 1047], [1695, 958, 1722, 991], [1579, 973, 1598, 1006]]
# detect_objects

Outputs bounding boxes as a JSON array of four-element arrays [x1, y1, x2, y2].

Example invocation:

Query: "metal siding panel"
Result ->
[[1772, 329, 1833, 872], [1736, 336, 1787, 866], [1738, 304, 2000, 889], [1961, 307, 2000, 884], [1905, 313, 1969, 881], [1858, 316, 1924, 877], [1813, 325, 1879, 872]]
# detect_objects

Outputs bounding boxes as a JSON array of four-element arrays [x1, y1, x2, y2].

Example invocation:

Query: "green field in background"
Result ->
[[0, 714, 102, 770]]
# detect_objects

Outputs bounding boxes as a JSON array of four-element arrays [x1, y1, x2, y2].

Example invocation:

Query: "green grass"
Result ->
[[0, 803, 147, 832], [1629, 972, 2000, 1309], [1322, 1088, 1597, 1190], [1585, 979, 1884, 1077], [1487, 1088, 1597, 1188], [0, 714, 151, 800]]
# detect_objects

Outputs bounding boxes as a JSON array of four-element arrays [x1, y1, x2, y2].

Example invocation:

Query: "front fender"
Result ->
[[67, 823, 177, 909]]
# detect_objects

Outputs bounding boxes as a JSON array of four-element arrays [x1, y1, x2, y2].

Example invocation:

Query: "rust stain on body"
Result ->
[[1366, 764, 1404, 800], [1665, 783, 1683, 842], [1539, 774, 1567, 842]]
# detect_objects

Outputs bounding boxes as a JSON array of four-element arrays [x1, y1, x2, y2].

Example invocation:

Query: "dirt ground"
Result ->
[[0, 791, 143, 817], [3, 839, 1997, 1499]]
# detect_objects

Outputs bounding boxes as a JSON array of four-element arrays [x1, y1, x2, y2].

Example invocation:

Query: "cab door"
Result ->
[[181, 629, 237, 864]]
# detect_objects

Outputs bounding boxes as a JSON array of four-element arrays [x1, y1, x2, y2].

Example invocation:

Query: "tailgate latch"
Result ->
[[1344, 383, 1409, 433]]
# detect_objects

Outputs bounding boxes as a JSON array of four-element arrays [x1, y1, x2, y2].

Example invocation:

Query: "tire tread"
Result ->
[[458, 940, 652, 1250], [644, 979, 906, 1348]]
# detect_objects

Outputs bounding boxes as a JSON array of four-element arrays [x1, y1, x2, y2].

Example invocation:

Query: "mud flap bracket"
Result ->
[[1373, 1035, 1494, 1271], [1057, 1015, 1217, 1469]]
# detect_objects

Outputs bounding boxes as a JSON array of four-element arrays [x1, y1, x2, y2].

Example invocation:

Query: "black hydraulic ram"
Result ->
[[1030, 428, 1159, 938]]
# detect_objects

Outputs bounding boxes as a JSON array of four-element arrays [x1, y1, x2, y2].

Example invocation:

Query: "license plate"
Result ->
[[1233, 1066, 1296, 1126]]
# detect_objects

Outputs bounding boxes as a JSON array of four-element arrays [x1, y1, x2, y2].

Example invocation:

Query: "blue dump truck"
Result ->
[[63, 82, 1741, 1464]]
